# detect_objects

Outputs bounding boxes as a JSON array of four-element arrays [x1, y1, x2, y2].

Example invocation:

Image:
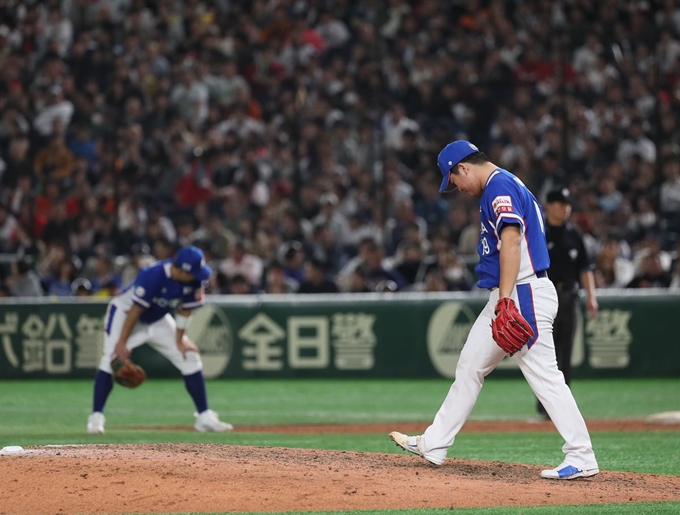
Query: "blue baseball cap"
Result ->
[[437, 140, 480, 193], [174, 246, 212, 282]]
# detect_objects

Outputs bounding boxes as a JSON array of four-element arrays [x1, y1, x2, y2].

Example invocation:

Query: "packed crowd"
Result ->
[[1, 0, 680, 298]]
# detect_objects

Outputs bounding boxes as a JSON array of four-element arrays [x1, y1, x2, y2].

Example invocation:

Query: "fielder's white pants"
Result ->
[[421, 277, 598, 469], [98, 300, 203, 376]]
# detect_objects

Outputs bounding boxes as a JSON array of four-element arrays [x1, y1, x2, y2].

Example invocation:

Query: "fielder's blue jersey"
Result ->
[[475, 168, 550, 289], [116, 260, 205, 324]]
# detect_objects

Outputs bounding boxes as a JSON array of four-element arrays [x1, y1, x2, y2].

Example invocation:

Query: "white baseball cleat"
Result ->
[[194, 409, 234, 432], [87, 412, 105, 434], [540, 463, 599, 480], [389, 431, 440, 465]]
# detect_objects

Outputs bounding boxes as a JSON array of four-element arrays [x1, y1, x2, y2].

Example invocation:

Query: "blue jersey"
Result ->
[[475, 169, 550, 289], [116, 260, 205, 324]]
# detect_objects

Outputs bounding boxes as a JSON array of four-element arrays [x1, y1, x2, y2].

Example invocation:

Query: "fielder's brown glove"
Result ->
[[111, 358, 146, 388], [491, 297, 535, 355]]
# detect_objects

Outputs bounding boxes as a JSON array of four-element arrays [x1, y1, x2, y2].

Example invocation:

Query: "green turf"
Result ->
[[2, 377, 679, 428], [139, 503, 680, 515]]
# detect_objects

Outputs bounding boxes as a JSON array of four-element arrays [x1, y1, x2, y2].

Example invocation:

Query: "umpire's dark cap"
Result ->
[[546, 188, 572, 204], [437, 140, 480, 193]]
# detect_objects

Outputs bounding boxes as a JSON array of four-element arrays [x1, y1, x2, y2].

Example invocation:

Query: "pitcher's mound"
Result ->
[[2, 444, 680, 514]]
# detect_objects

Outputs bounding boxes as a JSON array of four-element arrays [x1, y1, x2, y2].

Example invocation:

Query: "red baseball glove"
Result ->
[[491, 298, 535, 355], [111, 358, 146, 388]]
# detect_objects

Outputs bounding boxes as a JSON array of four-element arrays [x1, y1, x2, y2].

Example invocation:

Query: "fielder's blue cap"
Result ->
[[174, 245, 212, 282], [437, 140, 480, 193]]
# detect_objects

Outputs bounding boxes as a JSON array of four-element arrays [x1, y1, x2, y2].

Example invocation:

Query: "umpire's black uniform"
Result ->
[[537, 189, 594, 418]]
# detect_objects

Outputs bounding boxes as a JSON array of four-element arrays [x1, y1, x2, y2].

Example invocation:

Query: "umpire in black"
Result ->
[[537, 188, 599, 419]]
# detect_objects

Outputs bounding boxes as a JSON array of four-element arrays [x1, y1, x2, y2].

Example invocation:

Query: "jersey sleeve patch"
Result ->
[[132, 285, 151, 307], [492, 195, 514, 218], [131, 269, 158, 308]]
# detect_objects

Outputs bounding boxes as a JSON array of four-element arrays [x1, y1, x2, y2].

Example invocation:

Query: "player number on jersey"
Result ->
[[481, 237, 490, 255]]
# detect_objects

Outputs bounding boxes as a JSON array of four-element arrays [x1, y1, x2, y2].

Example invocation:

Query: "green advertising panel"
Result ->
[[0, 291, 678, 379]]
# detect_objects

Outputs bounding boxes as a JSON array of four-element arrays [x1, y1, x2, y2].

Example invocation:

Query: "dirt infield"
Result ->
[[2, 444, 680, 514], [2, 420, 679, 515]]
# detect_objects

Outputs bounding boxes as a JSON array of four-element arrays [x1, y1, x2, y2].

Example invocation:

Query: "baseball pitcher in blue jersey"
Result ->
[[390, 141, 599, 480], [87, 246, 232, 434]]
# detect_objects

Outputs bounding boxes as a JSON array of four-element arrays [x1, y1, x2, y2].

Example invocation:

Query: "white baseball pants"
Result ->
[[421, 277, 598, 469], [98, 300, 203, 375]]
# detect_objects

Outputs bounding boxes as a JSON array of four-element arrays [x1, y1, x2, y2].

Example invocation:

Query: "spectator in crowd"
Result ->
[[33, 85, 74, 139], [617, 118, 656, 164], [263, 261, 297, 294], [199, 215, 235, 261], [309, 223, 348, 277], [121, 243, 155, 287], [6, 259, 43, 297], [298, 258, 339, 294], [337, 237, 372, 289], [458, 208, 481, 257], [348, 267, 372, 293], [447, 206, 469, 250], [34, 134, 74, 183], [228, 274, 256, 295], [171, 67, 209, 130], [71, 277, 93, 297], [628, 252, 673, 288], [37, 242, 69, 285], [414, 176, 449, 236], [424, 269, 449, 292], [361, 239, 406, 292], [433, 250, 474, 292], [385, 198, 427, 256], [2, 138, 31, 191], [669, 260, 680, 291], [312, 192, 350, 247], [67, 124, 97, 168], [597, 177, 624, 214], [594, 238, 636, 288], [88, 255, 120, 294], [280, 240, 306, 286], [47, 258, 78, 297], [0, 0, 678, 297], [70, 214, 95, 261], [154, 238, 176, 261], [394, 241, 428, 289], [219, 239, 264, 288], [660, 157, 680, 230], [0, 202, 18, 253]]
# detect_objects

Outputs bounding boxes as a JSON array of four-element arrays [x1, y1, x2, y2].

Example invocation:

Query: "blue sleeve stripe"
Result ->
[[182, 300, 204, 309], [105, 304, 117, 336], [516, 283, 539, 348], [132, 296, 150, 308]]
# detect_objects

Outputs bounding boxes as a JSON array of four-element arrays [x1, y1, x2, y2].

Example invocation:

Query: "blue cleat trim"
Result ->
[[558, 465, 582, 478]]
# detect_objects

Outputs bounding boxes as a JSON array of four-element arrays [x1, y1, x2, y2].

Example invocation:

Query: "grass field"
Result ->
[[1, 377, 680, 515]]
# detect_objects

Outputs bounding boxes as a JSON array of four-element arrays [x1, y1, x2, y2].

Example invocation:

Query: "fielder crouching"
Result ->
[[87, 245, 233, 434]]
